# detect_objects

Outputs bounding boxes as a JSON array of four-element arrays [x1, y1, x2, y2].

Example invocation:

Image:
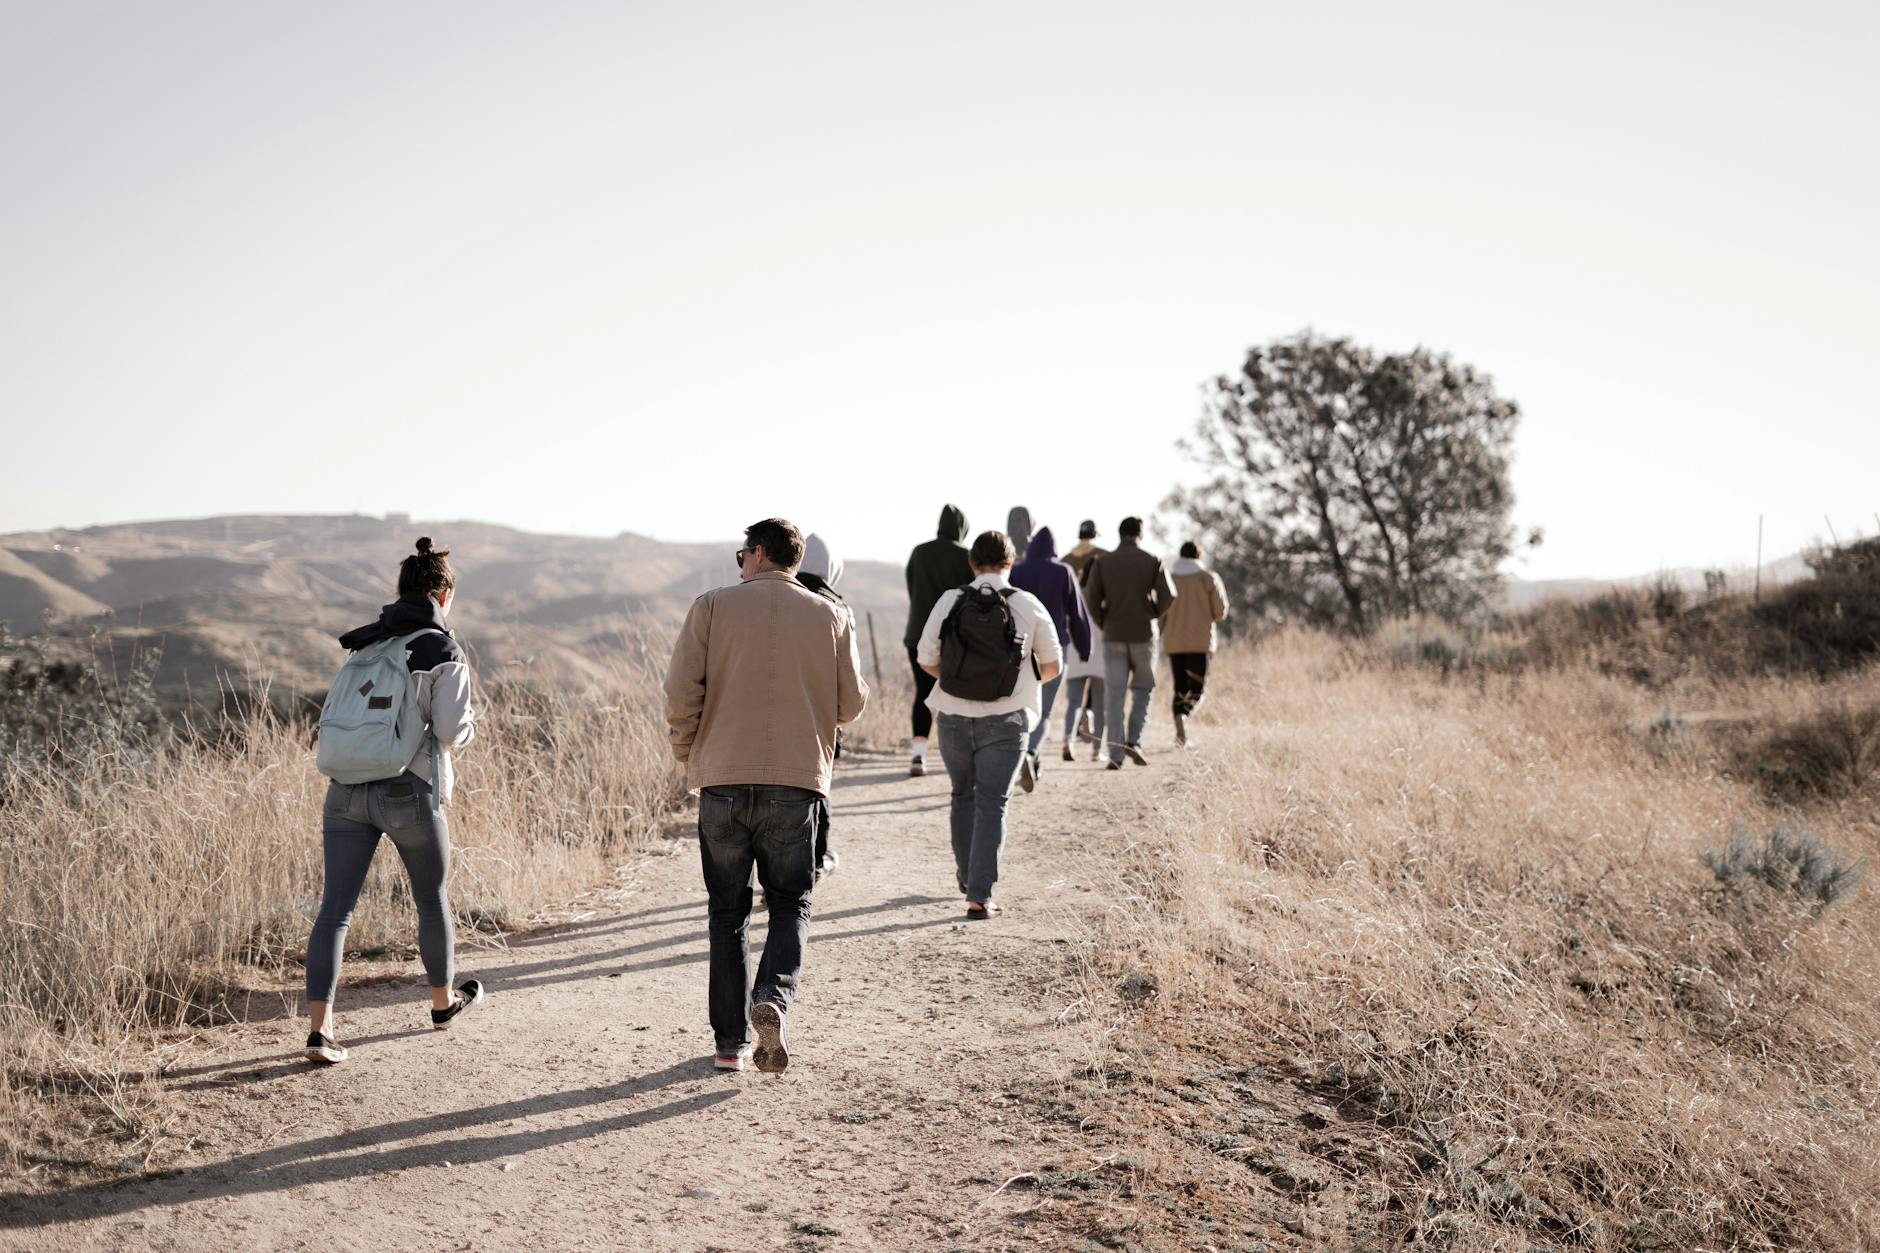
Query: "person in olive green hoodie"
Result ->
[[903, 505, 974, 776]]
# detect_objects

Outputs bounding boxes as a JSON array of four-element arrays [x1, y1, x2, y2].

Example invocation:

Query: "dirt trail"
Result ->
[[3, 743, 1167, 1251]]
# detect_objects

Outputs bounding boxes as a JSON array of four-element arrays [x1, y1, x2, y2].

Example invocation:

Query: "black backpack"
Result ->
[[938, 584, 1026, 702]]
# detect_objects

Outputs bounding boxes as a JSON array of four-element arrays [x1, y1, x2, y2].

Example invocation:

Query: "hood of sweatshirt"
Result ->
[[338, 593, 452, 651], [1006, 506, 1032, 545], [801, 532, 843, 587], [1021, 525, 1059, 563], [1171, 557, 1207, 576], [937, 504, 969, 541]]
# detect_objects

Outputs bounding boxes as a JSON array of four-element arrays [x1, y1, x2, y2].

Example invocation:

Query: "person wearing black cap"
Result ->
[[1063, 520, 1107, 582]]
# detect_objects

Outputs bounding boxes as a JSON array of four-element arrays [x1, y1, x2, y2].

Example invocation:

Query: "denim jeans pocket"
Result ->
[[762, 795, 818, 846], [697, 788, 737, 841], [381, 794, 421, 831]]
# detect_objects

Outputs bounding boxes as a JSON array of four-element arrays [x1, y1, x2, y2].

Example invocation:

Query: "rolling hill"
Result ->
[[0, 514, 907, 713]]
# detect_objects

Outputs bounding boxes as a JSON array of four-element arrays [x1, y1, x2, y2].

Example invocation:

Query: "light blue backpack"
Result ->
[[315, 629, 441, 786]]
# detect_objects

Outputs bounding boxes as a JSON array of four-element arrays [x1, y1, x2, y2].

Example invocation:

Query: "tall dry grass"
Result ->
[[1082, 630, 1879, 1248], [1, 654, 681, 1174]]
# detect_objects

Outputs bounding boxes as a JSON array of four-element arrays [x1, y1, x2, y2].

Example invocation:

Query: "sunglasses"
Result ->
[[735, 546, 755, 569]]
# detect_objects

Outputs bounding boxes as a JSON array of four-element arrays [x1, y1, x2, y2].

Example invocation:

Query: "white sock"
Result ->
[[911, 739, 927, 760]]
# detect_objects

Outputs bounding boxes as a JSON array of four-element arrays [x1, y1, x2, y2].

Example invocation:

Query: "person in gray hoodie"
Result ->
[[797, 532, 846, 875], [1005, 506, 1034, 564], [903, 505, 974, 776]]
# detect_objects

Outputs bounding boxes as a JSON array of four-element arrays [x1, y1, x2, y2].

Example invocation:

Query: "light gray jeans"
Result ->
[[1102, 639, 1157, 762], [935, 711, 1027, 902]]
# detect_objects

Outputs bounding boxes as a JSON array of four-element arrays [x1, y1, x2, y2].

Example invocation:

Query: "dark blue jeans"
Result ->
[[698, 784, 822, 1055], [935, 711, 1027, 902], [307, 772, 453, 1004]]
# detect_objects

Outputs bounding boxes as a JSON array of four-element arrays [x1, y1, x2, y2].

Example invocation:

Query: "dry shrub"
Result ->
[[1738, 700, 1880, 803], [842, 650, 914, 754], [1082, 630, 1878, 1248], [0, 654, 681, 1174]]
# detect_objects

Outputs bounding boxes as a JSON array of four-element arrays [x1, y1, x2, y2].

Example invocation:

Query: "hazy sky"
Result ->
[[4, 2, 1875, 578]]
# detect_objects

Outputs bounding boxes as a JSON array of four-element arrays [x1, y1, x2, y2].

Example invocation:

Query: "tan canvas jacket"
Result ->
[[1162, 562, 1230, 654], [663, 571, 868, 796]]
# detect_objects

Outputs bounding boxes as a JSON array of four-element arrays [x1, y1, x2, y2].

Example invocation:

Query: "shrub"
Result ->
[[1701, 822, 1866, 908], [1738, 701, 1880, 802], [0, 627, 166, 795]]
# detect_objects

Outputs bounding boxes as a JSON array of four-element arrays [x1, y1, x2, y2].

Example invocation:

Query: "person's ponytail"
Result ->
[[398, 536, 457, 599]]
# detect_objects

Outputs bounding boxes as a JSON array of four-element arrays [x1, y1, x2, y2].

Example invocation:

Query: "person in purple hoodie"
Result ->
[[1009, 525, 1093, 791]]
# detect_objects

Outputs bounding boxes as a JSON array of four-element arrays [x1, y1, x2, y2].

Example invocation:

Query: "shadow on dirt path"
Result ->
[[1, 743, 1171, 1251]]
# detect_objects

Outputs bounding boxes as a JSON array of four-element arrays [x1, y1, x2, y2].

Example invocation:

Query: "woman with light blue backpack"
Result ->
[[303, 537, 483, 1064]]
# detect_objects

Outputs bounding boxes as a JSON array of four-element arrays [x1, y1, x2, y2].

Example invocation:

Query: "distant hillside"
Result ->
[[0, 514, 907, 713], [1502, 553, 1812, 611]]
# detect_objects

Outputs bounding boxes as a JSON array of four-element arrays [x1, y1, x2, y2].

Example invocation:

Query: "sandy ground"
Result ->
[[1, 739, 1165, 1252]]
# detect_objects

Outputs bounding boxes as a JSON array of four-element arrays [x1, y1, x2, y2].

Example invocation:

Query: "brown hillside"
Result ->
[[0, 549, 110, 626]]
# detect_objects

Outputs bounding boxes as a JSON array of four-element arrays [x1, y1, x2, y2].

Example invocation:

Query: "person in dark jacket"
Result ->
[[1084, 516, 1177, 769], [1008, 526, 1092, 787], [903, 505, 974, 777]]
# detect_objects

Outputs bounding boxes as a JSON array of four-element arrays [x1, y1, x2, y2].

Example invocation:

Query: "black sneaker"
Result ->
[[1062, 742, 1075, 762], [431, 979, 485, 1030], [1017, 753, 1036, 794], [305, 1031, 348, 1065], [1106, 760, 1123, 771], [751, 1001, 790, 1073], [1125, 743, 1149, 766]]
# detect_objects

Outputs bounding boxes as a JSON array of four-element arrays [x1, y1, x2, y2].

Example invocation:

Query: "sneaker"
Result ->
[[965, 900, 1003, 920], [750, 1001, 790, 1073], [304, 1031, 348, 1065], [431, 979, 485, 1030], [1174, 711, 1187, 747], [1124, 743, 1149, 767], [909, 756, 926, 778], [1106, 760, 1123, 771], [1062, 743, 1075, 763], [1017, 753, 1036, 794], [714, 1046, 754, 1072]]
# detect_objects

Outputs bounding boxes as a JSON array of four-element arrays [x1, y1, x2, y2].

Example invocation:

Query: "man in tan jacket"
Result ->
[[1161, 540, 1230, 747], [664, 518, 868, 1073]]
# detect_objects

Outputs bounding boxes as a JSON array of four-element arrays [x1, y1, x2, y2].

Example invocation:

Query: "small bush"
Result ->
[[1739, 701, 1880, 802], [1701, 822, 1866, 908]]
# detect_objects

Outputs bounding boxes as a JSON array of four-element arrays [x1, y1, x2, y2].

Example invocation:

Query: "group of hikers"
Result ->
[[299, 515, 1229, 1074]]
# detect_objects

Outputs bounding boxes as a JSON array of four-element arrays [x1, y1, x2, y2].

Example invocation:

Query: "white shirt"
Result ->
[[916, 573, 1064, 730]]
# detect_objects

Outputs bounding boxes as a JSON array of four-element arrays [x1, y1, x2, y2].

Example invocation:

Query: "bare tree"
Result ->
[[1169, 331, 1530, 631]]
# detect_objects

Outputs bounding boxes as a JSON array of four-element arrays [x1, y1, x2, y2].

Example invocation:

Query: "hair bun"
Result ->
[[415, 537, 433, 554]]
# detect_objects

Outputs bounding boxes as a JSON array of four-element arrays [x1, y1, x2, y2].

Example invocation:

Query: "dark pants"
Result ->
[[908, 644, 938, 740], [698, 783, 822, 1055], [1169, 652, 1211, 716], [307, 772, 452, 1005], [936, 711, 1027, 902]]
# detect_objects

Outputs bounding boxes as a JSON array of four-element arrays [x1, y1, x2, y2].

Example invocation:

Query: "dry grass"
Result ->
[[0, 650, 681, 1178], [1072, 630, 1880, 1248]]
